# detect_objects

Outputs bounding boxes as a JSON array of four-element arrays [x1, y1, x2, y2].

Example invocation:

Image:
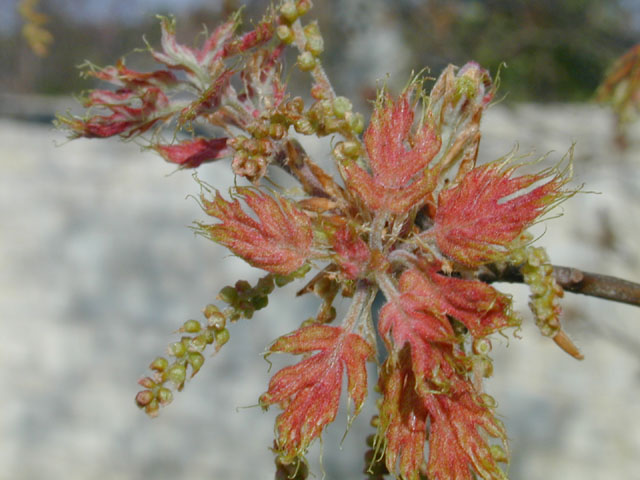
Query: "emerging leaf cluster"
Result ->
[[60, 2, 581, 479]]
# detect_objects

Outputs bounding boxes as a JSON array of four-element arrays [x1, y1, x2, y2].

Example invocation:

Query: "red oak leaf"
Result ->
[[343, 88, 441, 214], [151, 16, 236, 73], [155, 138, 229, 168], [377, 351, 429, 480], [60, 87, 171, 138], [431, 159, 568, 267], [425, 385, 508, 480], [378, 349, 507, 480], [398, 267, 518, 339], [378, 291, 456, 394], [200, 187, 313, 275], [152, 15, 273, 86], [260, 325, 374, 462]]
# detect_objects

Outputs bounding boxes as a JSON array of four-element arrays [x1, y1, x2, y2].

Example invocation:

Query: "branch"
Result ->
[[480, 264, 640, 307]]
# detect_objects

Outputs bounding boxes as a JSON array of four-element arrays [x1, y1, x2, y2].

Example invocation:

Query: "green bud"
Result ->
[[236, 280, 251, 292], [149, 356, 169, 372], [189, 335, 207, 352], [188, 352, 205, 375], [202, 329, 215, 344], [156, 387, 173, 406], [168, 341, 186, 358], [276, 24, 294, 44], [332, 96, 352, 119], [218, 286, 238, 305], [182, 319, 201, 333], [275, 274, 293, 287], [135, 390, 154, 407], [348, 112, 365, 134], [138, 376, 156, 389], [296, 0, 311, 16], [207, 312, 226, 331], [215, 328, 230, 347], [203, 304, 220, 319], [306, 36, 324, 56], [297, 51, 316, 72], [166, 364, 187, 386], [280, 1, 298, 22], [256, 276, 275, 295], [251, 295, 269, 310], [145, 399, 159, 417]]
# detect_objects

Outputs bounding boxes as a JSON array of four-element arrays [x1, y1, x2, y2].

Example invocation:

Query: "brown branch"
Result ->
[[480, 264, 640, 307]]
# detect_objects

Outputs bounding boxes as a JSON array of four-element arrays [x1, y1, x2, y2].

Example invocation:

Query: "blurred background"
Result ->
[[2, 0, 640, 479]]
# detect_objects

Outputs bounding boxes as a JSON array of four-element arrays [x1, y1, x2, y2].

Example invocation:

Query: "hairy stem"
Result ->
[[480, 264, 640, 307]]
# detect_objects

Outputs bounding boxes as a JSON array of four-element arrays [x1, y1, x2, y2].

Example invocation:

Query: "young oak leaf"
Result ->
[[152, 14, 274, 90], [377, 351, 429, 480], [260, 325, 374, 462], [378, 288, 457, 395], [154, 137, 229, 168], [430, 158, 569, 267], [342, 88, 441, 215], [399, 266, 519, 339], [425, 386, 508, 480], [428, 62, 494, 179], [58, 86, 172, 139], [199, 187, 313, 275], [378, 349, 508, 480]]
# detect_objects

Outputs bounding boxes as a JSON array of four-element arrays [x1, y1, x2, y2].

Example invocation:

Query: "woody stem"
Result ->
[[480, 264, 640, 307]]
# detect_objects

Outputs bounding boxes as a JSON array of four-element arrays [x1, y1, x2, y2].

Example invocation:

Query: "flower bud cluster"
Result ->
[[134, 304, 229, 416], [135, 268, 308, 416], [511, 243, 564, 337], [228, 135, 273, 183]]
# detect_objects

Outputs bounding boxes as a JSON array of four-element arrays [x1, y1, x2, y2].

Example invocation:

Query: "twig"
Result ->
[[480, 264, 640, 307]]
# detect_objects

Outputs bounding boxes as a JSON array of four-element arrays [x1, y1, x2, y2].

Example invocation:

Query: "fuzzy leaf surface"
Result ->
[[378, 288, 455, 394], [155, 138, 229, 167], [201, 188, 312, 275], [378, 353, 429, 480], [399, 267, 517, 338], [260, 325, 373, 461], [432, 159, 566, 266], [343, 90, 440, 214], [425, 387, 507, 480]]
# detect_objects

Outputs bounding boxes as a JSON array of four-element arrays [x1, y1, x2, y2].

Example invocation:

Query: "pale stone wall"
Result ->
[[1, 103, 639, 479]]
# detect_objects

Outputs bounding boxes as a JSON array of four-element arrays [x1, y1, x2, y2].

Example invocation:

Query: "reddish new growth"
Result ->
[[60, 2, 580, 479]]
